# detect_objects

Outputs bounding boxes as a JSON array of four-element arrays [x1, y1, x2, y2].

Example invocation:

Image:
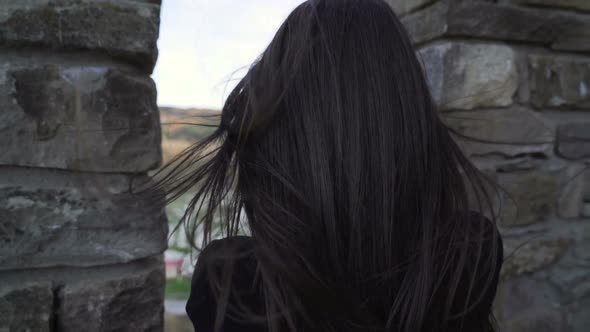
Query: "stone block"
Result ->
[[0, 167, 168, 270], [511, 0, 590, 12], [572, 224, 590, 263], [501, 309, 567, 332], [529, 55, 590, 109], [0, 282, 53, 332], [491, 157, 544, 173], [585, 167, 590, 195], [384, 0, 436, 16], [557, 164, 587, 218], [570, 297, 590, 332], [494, 276, 565, 328], [443, 108, 554, 157], [501, 237, 571, 279], [402, 0, 450, 44], [404, 0, 590, 52], [0, 0, 160, 72], [548, 246, 590, 301], [0, 55, 162, 173], [419, 42, 518, 110], [556, 122, 590, 161], [496, 170, 558, 226], [585, 171, 590, 216], [57, 257, 165, 332]]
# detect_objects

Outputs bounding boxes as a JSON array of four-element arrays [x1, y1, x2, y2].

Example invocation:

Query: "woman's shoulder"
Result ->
[[453, 211, 504, 270], [192, 235, 256, 277], [437, 211, 504, 329], [198, 236, 255, 260], [464, 211, 504, 248], [186, 236, 261, 331]]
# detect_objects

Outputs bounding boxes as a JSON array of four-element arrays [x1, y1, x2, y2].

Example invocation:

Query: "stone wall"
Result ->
[[0, 1, 167, 331], [388, 0, 590, 330]]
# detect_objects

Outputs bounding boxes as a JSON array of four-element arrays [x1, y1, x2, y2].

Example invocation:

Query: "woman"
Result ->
[[156, 0, 503, 331]]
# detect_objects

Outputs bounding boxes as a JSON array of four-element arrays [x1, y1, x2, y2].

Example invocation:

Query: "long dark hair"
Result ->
[[152, 0, 501, 331]]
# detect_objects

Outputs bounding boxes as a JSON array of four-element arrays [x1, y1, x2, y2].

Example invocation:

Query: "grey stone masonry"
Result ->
[[57, 257, 165, 332], [402, 0, 590, 51], [443, 108, 554, 157], [0, 0, 161, 73], [556, 122, 590, 160], [384, 0, 435, 16], [529, 54, 590, 110], [0, 1, 166, 331], [389, 0, 590, 330], [0, 282, 53, 332], [419, 42, 518, 110], [0, 54, 162, 173], [511, 0, 590, 12], [0, 167, 168, 270]]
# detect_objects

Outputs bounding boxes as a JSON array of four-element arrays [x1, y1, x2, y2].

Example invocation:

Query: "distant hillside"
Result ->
[[160, 106, 219, 120], [159, 107, 220, 164]]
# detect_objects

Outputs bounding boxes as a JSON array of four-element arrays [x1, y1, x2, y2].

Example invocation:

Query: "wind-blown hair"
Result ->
[[152, 0, 501, 331]]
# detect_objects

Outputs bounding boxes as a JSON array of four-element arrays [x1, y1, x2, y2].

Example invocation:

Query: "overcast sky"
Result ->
[[152, 0, 306, 110]]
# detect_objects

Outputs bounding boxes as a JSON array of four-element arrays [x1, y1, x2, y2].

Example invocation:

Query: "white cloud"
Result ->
[[153, 0, 306, 109]]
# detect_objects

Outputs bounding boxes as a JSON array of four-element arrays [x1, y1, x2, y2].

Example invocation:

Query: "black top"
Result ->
[[186, 215, 503, 332]]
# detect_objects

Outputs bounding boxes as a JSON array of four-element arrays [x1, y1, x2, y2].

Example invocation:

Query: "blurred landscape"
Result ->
[[159, 107, 219, 300], [160, 107, 220, 164]]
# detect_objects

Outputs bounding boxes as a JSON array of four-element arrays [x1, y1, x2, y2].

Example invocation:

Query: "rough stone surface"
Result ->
[[494, 277, 566, 330], [511, 0, 590, 12], [0, 0, 160, 72], [57, 257, 165, 332], [419, 42, 518, 110], [494, 276, 558, 316], [404, 0, 590, 52], [0, 56, 162, 172], [0, 167, 168, 270], [501, 237, 571, 279], [529, 55, 590, 110], [545, 225, 590, 329], [0, 1, 166, 331], [571, 224, 590, 265], [402, 0, 450, 44], [502, 309, 568, 332], [443, 108, 554, 157], [489, 156, 544, 173], [385, 0, 435, 16], [570, 298, 590, 332], [557, 164, 587, 218], [556, 122, 590, 160], [0, 255, 163, 287], [0, 282, 53, 332], [497, 170, 559, 226], [549, 253, 590, 301]]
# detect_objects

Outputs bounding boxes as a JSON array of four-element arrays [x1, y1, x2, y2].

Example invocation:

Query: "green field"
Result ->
[[159, 107, 226, 300], [166, 277, 192, 299]]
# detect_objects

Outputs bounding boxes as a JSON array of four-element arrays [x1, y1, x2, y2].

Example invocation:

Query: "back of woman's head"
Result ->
[[156, 0, 500, 331]]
